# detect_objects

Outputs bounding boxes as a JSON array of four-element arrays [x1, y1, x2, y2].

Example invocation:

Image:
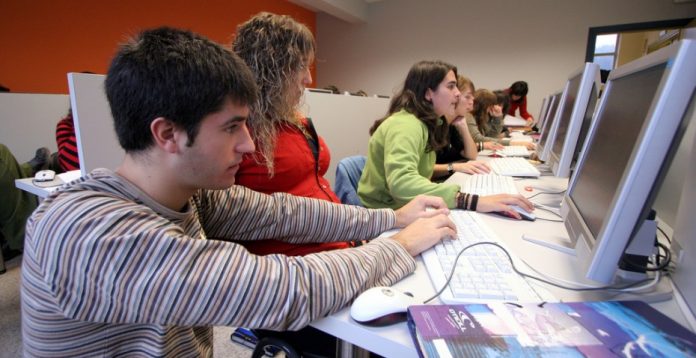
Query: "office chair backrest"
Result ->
[[334, 155, 367, 206]]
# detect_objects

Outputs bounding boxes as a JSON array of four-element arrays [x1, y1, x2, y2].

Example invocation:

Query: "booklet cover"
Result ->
[[407, 301, 696, 357]]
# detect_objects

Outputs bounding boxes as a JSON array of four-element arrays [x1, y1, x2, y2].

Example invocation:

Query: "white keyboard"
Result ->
[[481, 146, 530, 157], [489, 157, 541, 177], [458, 174, 519, 196], [422, 211, 554, 304]]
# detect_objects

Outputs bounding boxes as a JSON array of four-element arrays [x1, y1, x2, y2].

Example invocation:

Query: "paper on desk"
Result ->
[[504, 114, 528, 127]]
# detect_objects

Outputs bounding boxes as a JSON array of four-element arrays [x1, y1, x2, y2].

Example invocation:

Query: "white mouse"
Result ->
[[34, 169, 56, 182], [350, 286, 419, 326], [510, 205, 536, 221]]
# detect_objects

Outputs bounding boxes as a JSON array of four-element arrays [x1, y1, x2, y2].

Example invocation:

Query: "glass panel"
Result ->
[[595, 34, 618, 53], [593, 55, 615, 71]]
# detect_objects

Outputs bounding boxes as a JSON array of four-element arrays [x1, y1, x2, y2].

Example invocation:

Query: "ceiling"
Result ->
[[289, 0, 385, 23]]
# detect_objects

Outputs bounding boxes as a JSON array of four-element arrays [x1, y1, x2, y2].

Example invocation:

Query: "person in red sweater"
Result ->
[[505, 81, 534, 125], [55, 109, 80, 172], [232, 13, 349, 257]]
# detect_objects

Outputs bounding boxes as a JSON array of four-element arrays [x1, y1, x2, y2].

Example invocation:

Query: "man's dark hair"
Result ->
[[509, 81, 528, 98], [105, 27, 258, 152]]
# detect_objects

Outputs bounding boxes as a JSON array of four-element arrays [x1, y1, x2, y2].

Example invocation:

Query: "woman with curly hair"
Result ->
[[233, 12, 350, 256]]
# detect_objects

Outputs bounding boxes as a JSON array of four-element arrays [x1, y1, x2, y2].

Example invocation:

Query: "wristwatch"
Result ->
[[447, 163, 455, 175]]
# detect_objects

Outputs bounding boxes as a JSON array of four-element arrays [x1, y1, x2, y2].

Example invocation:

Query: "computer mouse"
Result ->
[[493, 205, 536, 221], [490, 152, 504, 158], [34, 169, 56, 182], [350, 286, 419, 326], [510, 205, 536, 221]]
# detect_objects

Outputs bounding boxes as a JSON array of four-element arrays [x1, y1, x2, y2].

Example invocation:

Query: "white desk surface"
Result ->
[[15, 170, 81, 198], [312, 168, 694, 357]]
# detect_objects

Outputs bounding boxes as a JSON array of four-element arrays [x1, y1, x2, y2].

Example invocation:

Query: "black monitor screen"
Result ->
[[552, 74, 582, 157], [571, 84, 598, 171], [569, 63, 666, 238], [538, 95, 561, 147]]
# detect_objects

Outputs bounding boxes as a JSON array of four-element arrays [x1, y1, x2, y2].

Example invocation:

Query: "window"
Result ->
[[593, 34, 618, 71]]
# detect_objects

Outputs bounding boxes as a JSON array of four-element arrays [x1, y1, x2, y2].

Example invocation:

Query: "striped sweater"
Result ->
[[22, 169, 415, 357], [55, 114, 80, 172]]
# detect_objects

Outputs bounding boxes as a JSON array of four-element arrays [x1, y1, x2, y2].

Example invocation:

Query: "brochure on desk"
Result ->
[[407, 301, 696, 357]]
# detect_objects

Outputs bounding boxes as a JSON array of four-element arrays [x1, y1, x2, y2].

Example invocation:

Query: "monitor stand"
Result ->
[[521, 232, 576, 256]]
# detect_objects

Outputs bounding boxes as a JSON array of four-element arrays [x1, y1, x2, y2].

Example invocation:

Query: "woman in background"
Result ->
[[435, 75, 490, 176], [506, 80, 534, 125], [468, 89, 535, 150], [233, 12, 350, 257], [358, 60, 532, 217]]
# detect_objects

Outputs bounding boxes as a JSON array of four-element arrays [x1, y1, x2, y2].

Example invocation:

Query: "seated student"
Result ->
[[55, 108, 80, 172], [468, 89, 535, 150], [505, 80, 534, 125], [357, 60, 533, 217], [0, 145, 49, 262], [233, 12, 349, 256], [20, 27, 456, 357], [435, 75, 490, 176]]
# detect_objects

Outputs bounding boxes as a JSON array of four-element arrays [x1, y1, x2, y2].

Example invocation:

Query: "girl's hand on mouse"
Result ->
[[394, 195, 449, 228], [454, 161, 491, 174], [390, 214, 457, 256], [475, 194, 534, 219]]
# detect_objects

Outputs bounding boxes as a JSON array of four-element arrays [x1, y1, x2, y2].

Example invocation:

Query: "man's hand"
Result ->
[[390, 214, 456, 256], [394, 195, 449, 228]]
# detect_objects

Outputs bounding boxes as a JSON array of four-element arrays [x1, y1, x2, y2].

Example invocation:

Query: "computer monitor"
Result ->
[[534, 96, 550, 130], [68, 73, 125, 176], [548, 63, 601, 178], [562, 39, 696, 284], [535, 91, 562, 161]]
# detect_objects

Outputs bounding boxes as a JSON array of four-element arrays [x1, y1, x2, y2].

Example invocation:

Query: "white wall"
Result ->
[[315, 0, 696, 117], [0, 93, 70, 162]]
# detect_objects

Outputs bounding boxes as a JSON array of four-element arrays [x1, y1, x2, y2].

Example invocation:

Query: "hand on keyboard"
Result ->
[[394, 195, 450, 228], [476, 194, 534, 220], [510, 140, 536, 150], [453, 160, 491, 174], [390, 214, 457, 256]]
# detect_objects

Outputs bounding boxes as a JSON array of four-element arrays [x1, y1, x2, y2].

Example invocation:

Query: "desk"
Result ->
[[312, 170, 694, 357], [14, 170, 81, 198]]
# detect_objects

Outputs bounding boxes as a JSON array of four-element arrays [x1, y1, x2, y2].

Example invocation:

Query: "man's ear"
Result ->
[[150, 117, 180, 153]]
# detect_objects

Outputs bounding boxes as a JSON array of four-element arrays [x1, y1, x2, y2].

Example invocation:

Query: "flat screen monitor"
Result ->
[[68, 73, 125, 176], [562, 39, 696, 284], [534, 96, 550, 129], [548, 63, 600, 178], [535, 91, 562, 161]]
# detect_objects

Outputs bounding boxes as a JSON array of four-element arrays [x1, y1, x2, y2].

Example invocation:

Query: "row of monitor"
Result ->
[[526, 39, 695, 287]]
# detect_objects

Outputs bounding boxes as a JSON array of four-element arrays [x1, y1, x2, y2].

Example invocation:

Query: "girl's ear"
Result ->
[[425, 88, 433, 102]]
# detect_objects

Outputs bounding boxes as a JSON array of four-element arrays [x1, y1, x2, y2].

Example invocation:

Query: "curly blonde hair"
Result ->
[[233, 12, 315, 173]]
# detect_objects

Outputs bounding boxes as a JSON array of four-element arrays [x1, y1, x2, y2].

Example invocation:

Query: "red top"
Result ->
[[56, 114, 80, 172], [505, 89, 533, 121], [235, 118, 349, 256]]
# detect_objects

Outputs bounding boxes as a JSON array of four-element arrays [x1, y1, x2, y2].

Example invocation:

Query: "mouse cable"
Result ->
[[526, 189, 566, 200], [423, 242, 662, 304], [656, 225, 672, 244], [530, 205, 563, 222]]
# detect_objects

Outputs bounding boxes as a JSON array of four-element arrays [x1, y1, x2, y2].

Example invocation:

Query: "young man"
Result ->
[[21, 27, 456, 357]]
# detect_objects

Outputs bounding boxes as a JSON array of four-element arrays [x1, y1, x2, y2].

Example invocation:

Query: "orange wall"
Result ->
[[0, 0, 315, 94]]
